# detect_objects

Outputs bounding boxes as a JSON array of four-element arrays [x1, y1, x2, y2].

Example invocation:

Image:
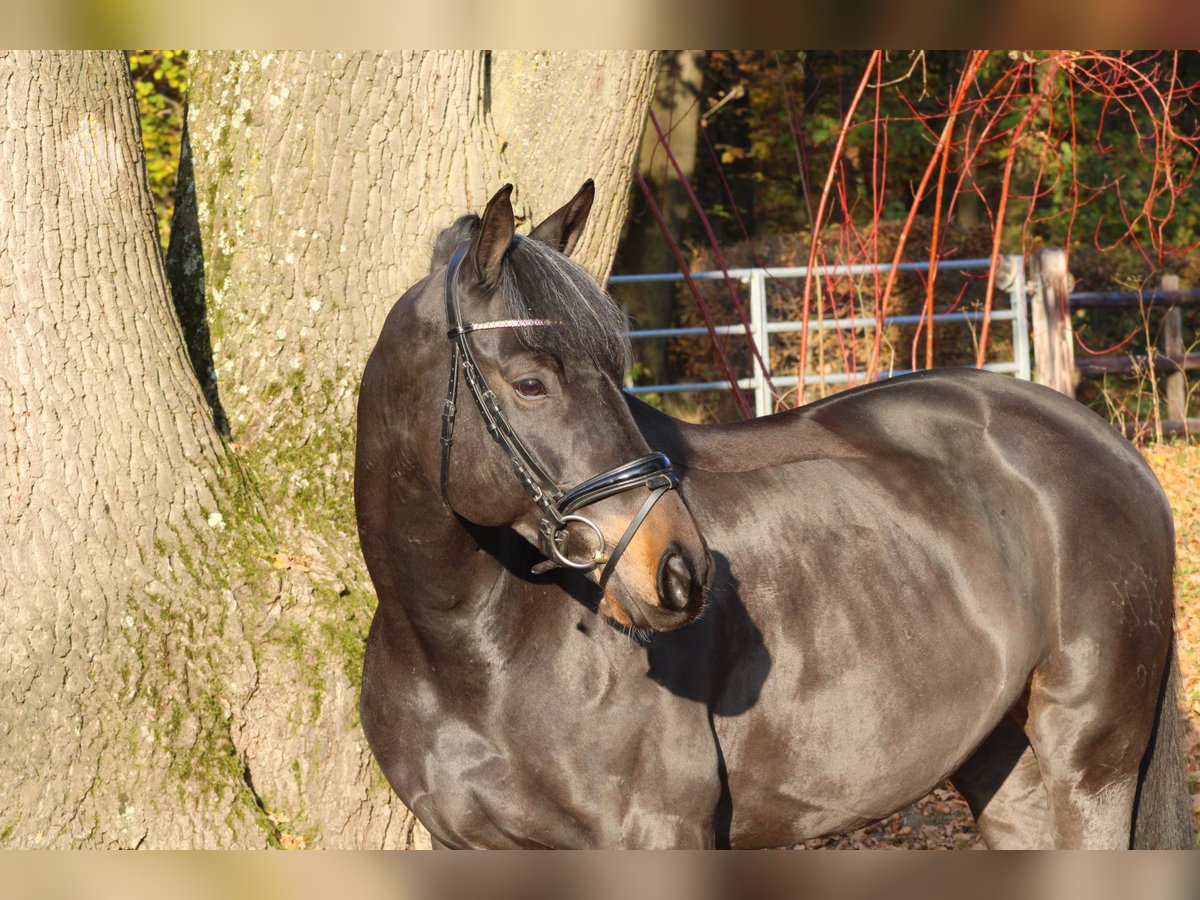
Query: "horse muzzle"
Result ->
[[599, 535, 712, 632], [532, 452, 680, 588]]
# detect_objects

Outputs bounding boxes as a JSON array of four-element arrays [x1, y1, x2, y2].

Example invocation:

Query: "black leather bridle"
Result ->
[[439, 247, 679, 588]]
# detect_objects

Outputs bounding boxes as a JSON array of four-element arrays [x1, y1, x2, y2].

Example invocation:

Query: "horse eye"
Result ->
[[514, 378, 547, 398]]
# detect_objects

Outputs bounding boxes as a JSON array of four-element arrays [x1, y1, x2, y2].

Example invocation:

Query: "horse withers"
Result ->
[[354, 182, 1194, 849]]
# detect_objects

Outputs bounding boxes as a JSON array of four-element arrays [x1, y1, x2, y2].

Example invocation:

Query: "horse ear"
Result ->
[[529, 179, 595, 257], [469, 184, 516, 286]]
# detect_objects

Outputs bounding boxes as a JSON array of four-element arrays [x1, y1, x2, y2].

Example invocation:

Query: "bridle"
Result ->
[[439, 247, 679, 589]]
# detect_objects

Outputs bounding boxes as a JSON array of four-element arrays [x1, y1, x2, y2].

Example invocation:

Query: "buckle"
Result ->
[[645, 472, 677, 491]]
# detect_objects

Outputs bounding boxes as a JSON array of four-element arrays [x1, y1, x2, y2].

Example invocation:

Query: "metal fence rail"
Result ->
[[610, 255, 1031, 417]]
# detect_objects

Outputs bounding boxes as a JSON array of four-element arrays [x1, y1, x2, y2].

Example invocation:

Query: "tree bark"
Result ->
[[488, 51, 659, 273], [172, 51, 655, 455], [0, 51, 260, 847]]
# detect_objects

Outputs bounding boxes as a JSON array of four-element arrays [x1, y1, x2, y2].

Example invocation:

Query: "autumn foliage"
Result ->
[[630, 51, 1200, 423]]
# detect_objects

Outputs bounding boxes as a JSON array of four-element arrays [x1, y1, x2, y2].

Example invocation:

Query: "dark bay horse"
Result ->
[[355, 182, 1194, 849]]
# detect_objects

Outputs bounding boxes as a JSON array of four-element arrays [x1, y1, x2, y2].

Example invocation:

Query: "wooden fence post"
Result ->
[[1030, 248, 1076, 397], [1160, 273, 1185, 426]]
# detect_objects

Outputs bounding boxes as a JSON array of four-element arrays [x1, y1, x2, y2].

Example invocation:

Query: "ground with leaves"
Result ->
[[804, 442, 1200, 849]]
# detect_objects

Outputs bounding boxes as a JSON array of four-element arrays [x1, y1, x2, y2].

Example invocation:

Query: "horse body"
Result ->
[[360, 575, 722, 848], [356, 183, 1193, 849], [632, 368, 1175, 847]]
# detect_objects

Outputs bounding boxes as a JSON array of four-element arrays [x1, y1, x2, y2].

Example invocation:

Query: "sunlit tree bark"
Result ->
[[0, 50, 259, 848]]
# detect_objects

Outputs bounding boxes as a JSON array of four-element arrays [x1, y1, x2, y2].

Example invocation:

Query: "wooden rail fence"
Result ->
[[1031, 248, 1200, 439]]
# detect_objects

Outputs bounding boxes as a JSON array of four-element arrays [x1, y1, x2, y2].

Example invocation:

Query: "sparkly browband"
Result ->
[[447, 318, 557, 338]]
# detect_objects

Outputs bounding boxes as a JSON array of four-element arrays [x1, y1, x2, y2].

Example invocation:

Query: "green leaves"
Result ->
[[127, 51, 188, 251]]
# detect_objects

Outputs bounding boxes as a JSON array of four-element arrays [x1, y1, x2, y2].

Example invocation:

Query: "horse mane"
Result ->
[[430, 214, 479, 271], [431, 215, 628, 380]]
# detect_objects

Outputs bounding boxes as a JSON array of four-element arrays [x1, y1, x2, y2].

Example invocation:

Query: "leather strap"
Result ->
[[439, 343, 461, 504], [439, 245, 681, 586], [598, 483, 672, 590], [558, 453, 677, 515]]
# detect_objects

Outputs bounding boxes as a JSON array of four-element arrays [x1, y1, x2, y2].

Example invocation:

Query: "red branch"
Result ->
[[871, 50, 987, 380], [977, 56, 1063, 368], [797, 50, 882, 403]]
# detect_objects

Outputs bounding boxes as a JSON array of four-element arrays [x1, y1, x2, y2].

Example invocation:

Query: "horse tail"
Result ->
[[1131, 637, 1195, 848]]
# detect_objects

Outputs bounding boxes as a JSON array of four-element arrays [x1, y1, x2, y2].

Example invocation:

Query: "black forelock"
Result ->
[[430, 217, 628, 381], [497, 238, 628, 381]]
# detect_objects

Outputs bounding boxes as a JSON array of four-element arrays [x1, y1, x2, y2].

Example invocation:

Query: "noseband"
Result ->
[[439, 247, 679, 588]]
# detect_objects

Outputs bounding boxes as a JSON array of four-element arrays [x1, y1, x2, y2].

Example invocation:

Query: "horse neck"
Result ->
[[367, 474, 537, 661]]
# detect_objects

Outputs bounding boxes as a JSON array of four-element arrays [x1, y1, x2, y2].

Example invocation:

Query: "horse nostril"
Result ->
[[658, 552, 694, 612]]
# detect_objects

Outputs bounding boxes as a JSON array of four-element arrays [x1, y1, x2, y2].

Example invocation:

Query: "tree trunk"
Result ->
[[0, 51, 262, 847], [157, 51, 657, 847], [173, 51, 655, 456]]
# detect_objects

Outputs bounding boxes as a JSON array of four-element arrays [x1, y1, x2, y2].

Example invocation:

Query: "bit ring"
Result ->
[[548, 515, 607, 570]]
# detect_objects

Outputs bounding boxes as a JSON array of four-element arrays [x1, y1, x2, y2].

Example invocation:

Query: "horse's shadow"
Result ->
[[643, 551, 771, 717], [494, 528, 771, 717]]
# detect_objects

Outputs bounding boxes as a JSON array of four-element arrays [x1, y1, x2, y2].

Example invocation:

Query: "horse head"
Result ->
[[363, 182, 711, 631]]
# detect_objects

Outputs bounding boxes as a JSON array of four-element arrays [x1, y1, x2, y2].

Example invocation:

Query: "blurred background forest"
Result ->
[[613, 51, 1200, 429]]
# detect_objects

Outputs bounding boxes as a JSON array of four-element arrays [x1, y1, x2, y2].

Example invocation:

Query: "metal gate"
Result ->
[[609, 255, 1031, 417]]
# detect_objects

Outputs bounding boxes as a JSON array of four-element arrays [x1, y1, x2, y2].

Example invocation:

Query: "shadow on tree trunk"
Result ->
[[166, 119, 229, 438]]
